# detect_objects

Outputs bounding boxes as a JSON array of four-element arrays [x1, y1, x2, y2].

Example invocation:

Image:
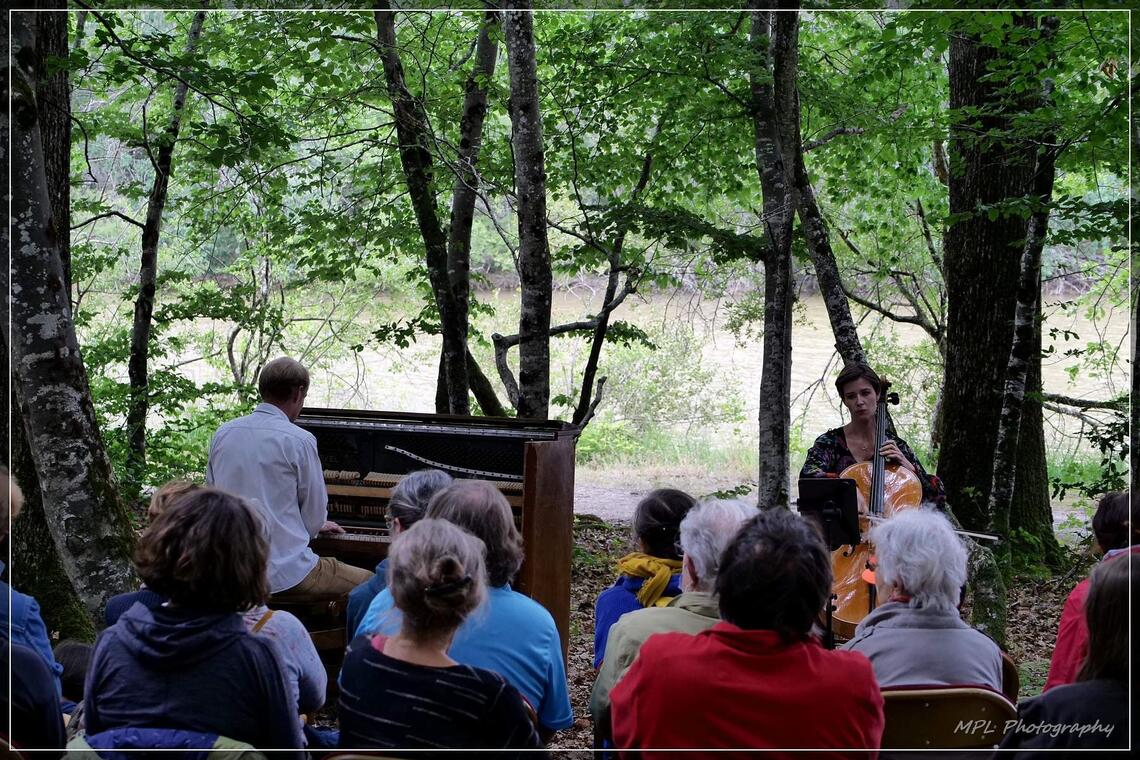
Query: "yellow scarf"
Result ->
[[617, 552, 683, 608]]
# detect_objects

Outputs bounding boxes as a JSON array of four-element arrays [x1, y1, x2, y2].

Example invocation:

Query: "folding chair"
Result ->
[[881, 686, 1018, 749], [1000, 650, 1020, 703]]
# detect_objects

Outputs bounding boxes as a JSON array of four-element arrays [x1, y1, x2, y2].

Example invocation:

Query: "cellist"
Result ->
[[799, 362, 945, 509]]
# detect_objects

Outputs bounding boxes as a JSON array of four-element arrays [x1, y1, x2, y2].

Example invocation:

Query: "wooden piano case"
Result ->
[[297, 408, 578, 657]]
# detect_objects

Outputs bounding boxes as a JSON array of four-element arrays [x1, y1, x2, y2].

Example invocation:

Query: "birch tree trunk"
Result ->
[[124, 10, 206, 502], [375, 3, 469, 415], [987, 138, 1055, 571], [35, 5, 72, 296], [749, 6, 796, 509], [6, 11, 136, 618], [505, 4, 553, 420]]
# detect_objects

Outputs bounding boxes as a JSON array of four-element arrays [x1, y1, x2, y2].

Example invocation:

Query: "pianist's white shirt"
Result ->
[[205, 402, 328, 593]]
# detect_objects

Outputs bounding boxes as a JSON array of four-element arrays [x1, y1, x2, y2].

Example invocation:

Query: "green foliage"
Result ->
[[63, 7, 1126, 509]]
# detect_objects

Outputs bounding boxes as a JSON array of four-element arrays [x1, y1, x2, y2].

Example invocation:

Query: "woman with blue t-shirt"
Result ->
[[354, 480, 574, 741], [339, 518, 539, 753]]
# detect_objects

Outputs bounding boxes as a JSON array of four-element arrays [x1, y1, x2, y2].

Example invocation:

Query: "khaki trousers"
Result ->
[[274, 556, 373, 599]]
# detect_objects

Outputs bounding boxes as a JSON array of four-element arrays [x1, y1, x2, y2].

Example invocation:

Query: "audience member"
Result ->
[[102, 479, 324, 720], [356, 480, 573, 738], [842, 508, 1003, 690], [241, 602, 327, 719], [83, 487, 303, 755], [104, 480, 201, 625], [2, 643, 66, 758], [1000, 556, 1131, 755], [1, 467, 64, 694], [1044, 491, 1136, 691], [53, 639, 92, 717], [593, 488, 696, 667], [346, 469, 452, 635], [339, 518, 541, 753], [610, 507, 884, 755], [590, 498, 757, 729], [205, 357, 371, 598]]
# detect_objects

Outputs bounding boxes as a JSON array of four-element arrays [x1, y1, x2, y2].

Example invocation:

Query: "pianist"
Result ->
[[206, 357, 373, 598]]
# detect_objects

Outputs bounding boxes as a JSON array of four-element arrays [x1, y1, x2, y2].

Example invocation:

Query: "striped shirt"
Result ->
[[338, 635, 541, 754]]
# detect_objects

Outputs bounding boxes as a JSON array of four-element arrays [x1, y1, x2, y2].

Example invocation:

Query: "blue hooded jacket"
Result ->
[[84, 602, 303, 756]]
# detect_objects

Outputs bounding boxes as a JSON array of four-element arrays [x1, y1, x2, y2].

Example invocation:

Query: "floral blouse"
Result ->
[[799, 427, 946, 508]]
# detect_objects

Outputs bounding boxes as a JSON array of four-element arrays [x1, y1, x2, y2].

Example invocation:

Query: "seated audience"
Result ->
[[1000, 555, 1131, 755], [104, 480, 202, 625], [356, 480, 574, 738], [593, 488, 696, 667], [339, 518, 541, 753], [610, 507, 884, 754], [590, 497, 757, 729], [1044, 490, 1136, 691], [1, 467, 64, 695], [83, 487, 303, 755], [346, 468, 452, 635], [841, 508, 1003, 690], [2, 642, 66, 758]]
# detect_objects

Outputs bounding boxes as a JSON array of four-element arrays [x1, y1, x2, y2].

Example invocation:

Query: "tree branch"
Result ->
[[1040, 393, 1126, 411], [803, 125, 865, 152], [71, 210, 145, 230]]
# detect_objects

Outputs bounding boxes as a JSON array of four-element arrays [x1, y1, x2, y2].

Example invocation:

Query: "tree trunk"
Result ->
[[448, 10, 499, 395], [6, 11, 137, 618], [1009, 297, 1062, 568], [375, 3, 469, 415], [6, 369, 96, 642], [938, 28, 1036, 532], [987, 137, 1055, 571], [124, 10, 206, 503], [35, 5, 71, 296], [505, 4, 553, 420], [749, 6, 797, 509]]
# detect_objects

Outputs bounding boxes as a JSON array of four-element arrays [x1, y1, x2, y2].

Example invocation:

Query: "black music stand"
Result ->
[[797, 478, 860, 650]]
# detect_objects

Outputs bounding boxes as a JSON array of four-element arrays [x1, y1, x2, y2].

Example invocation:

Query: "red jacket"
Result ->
[[610, 621, 884, 757], [1044, 545, 1139, 692]]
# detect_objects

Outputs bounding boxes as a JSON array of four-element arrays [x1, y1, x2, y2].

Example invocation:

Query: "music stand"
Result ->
[[797, 478, 861, 650]]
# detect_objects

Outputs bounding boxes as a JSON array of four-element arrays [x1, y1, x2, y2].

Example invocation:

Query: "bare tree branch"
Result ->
[[803, 125, 865, 152], [72, 210, 145, 230]]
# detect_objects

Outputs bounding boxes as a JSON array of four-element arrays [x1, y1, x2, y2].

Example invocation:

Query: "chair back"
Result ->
[[881, 686, 1017, 749], [1000, 651, 1019, 703]]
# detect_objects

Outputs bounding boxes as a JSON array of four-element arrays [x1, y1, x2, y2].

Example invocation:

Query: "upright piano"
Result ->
[[296, 408, 578, 656]]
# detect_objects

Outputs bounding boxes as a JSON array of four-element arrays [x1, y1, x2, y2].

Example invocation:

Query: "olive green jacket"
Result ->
[[589, 591, 720, 723]]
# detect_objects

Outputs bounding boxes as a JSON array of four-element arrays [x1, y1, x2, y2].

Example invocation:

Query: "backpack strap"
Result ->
[[251, 609, 275, 633]]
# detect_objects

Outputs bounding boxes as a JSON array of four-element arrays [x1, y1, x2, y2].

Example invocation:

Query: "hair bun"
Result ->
[[425, 575, 473, 597]]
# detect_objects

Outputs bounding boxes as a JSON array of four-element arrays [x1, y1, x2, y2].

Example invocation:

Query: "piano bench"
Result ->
[[268, 592, 348, 622]]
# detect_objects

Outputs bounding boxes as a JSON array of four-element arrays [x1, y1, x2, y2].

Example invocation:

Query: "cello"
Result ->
[[830, 381, 923, 640]]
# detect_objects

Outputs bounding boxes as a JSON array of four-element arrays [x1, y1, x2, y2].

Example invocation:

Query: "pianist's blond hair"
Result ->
[[258, 357, 310, 404], [388, 518, 487, 641], [426, 480, 524, 587]]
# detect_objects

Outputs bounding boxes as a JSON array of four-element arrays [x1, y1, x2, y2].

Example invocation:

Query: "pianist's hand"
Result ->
[[319, 520, 346, 535]]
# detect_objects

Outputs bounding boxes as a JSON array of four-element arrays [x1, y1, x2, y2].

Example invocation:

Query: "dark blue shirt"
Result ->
[[104, 587, 167, 626], [345, 558, 388, 638], [593, 573, 683, 668]]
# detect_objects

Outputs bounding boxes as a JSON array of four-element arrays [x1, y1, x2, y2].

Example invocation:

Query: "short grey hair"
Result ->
[[869, 507, 966, 613], [389, 469, 453, 530], [679, 498, 759, 592]]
